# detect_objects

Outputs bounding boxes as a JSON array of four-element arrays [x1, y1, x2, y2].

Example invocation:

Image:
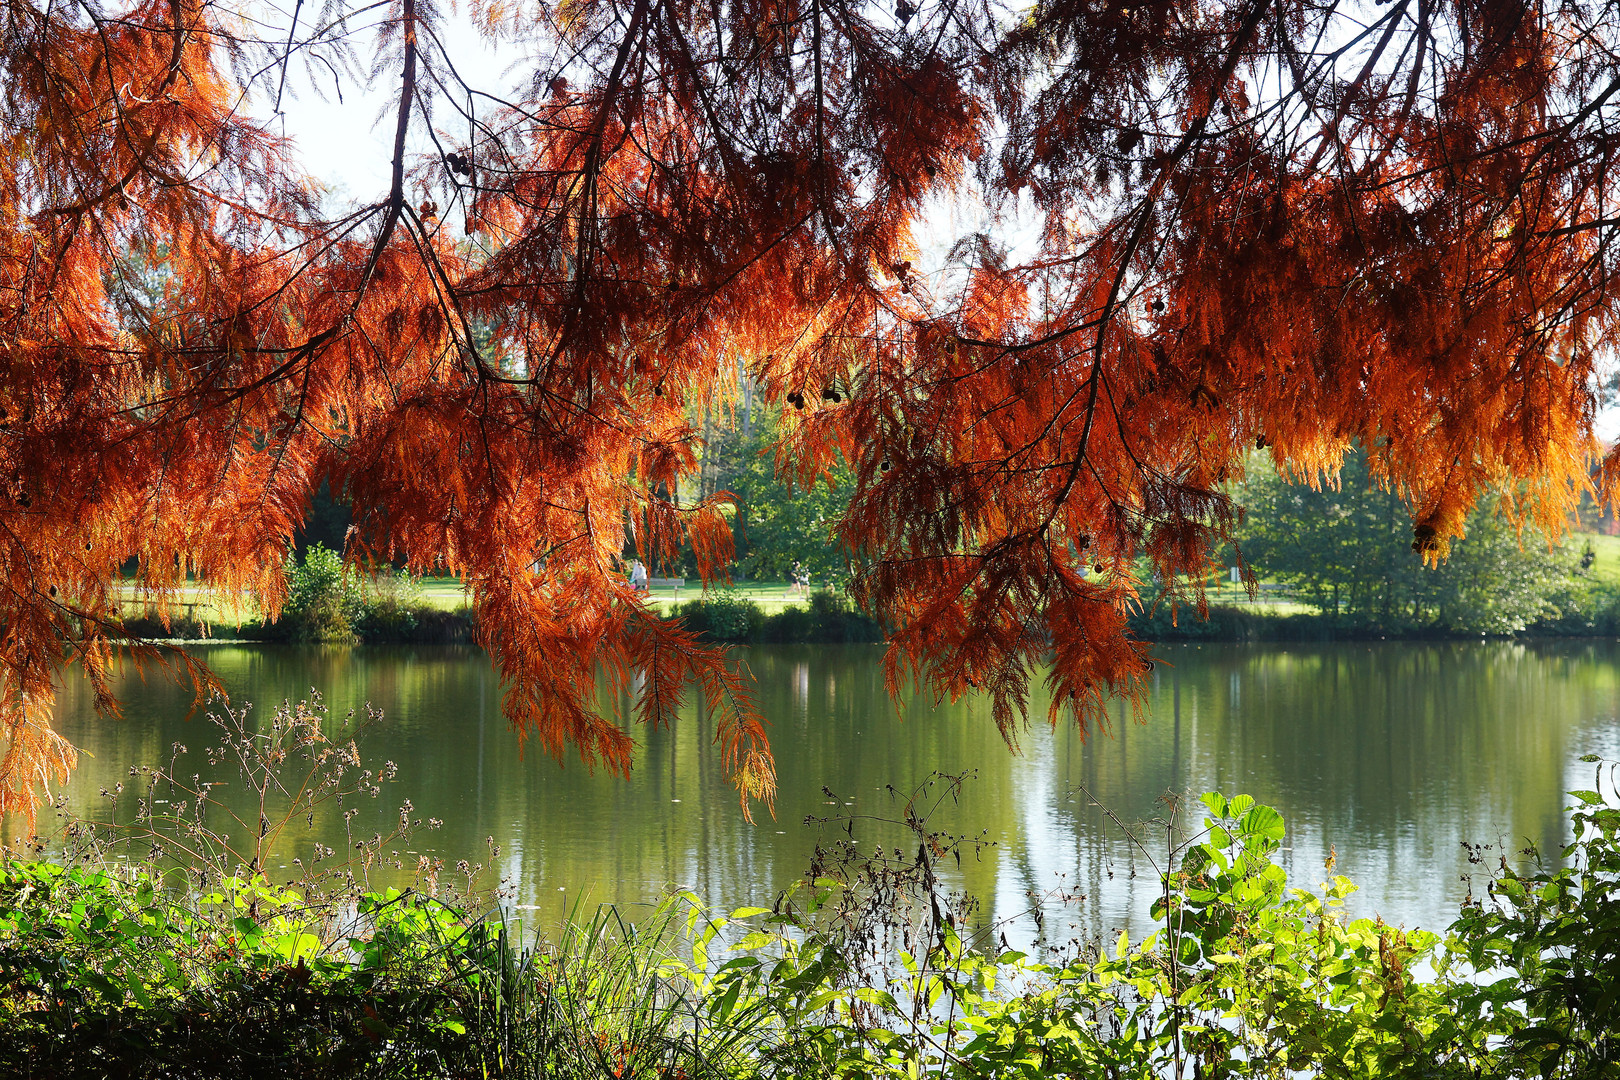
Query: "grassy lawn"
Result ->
[[110, 585, 260, 627], [1178, 580, 1316, 616], [639, 580, 807, 614], [111, 577, 475, 623], [1207, 597, 1316, 616], [416, 576, 811, 614], [109, 576, 815, 623], [412, 576, 474, 611], [1571, 530, 1620, 588]]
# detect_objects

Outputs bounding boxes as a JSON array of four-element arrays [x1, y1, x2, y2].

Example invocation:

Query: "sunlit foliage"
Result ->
[[1241, 448, 1582, 631], [3, 0, 1619, 817]]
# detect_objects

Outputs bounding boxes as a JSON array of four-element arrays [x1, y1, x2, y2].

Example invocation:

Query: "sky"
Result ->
[[262, 12, 500, 204]]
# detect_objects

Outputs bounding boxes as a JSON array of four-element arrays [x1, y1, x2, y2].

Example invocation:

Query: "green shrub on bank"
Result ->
[[1129, 602, 1401, 641], [282, 543, 365, 643], [269, 550, 474, 644], [1131, 589, 1620, 642], [672, 590, 768, 642], [1526, 581, 1620, 637], [118, 605, 476, 644], [354, 567, 424, 641], [671, 588, 882, 644]]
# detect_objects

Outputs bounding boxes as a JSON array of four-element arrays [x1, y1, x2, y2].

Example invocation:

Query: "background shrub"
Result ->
[[353, 568, 424, 642], [281, 544, 363, 643], [671, 589, 883, 644], [670, 593, 766, 642]]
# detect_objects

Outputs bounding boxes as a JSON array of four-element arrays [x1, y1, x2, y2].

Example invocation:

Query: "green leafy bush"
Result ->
[[0, 866, 505, 1078], [1438, 766, 1620, 1078], [354, 568, 424, 642], [671, 592, 766, 642], [282, 543, 363, 643], [802, 588, 881, 642], [672, 588, 883, 643], [272, 552, 474, 644]]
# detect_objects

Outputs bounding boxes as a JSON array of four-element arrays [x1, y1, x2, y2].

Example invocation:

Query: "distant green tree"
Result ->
[[688, 402, 855, 584], [1239, 448, 1579, 633]]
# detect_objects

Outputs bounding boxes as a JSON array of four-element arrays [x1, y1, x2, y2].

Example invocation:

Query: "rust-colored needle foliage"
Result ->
[[1, 0, 1617, 819]]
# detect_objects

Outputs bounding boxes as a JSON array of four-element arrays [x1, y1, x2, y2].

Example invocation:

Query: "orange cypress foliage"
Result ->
[[2, 0, 1619, 819]]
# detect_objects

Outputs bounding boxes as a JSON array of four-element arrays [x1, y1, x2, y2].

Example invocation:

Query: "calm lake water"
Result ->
[[10, 640, 1620, 946]]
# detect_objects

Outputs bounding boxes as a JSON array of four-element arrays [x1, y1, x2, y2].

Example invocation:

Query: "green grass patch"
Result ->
[[411, 576, 475, 611], [1572, 530, 1620, 588], [645, 580, 822, 615]]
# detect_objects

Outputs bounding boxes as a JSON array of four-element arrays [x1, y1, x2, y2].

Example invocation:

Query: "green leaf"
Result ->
[[712, 975, 744, 1022], [159, 952, 180, 984], [1238, 804, 1286, 843], [125, 968, 153, 1008]]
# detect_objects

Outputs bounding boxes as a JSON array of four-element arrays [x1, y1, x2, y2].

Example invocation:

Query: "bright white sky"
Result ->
[[259, 9, 509, 204]]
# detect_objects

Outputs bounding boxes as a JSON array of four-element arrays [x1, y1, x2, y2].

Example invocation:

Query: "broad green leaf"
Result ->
[[1238, 804, 1285, 843], [125, 968, 153, 1008]]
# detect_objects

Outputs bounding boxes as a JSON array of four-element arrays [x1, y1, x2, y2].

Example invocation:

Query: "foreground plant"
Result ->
[[734, 782, 1620, 1079], [57, 692, 455, 904], [6, 777, 1620, 1076]]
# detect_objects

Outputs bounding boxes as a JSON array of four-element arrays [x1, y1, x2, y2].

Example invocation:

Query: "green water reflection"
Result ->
[[10, 641, 1620, 943]]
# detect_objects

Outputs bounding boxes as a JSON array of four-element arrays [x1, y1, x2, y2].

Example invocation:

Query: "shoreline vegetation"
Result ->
[[1126, 597, 1620, 642], [122, 598, 1620, 648], [113, 514, 1620, 647], [6, 778, 1617, 1077], [113, 543, 886, 646], [116, 584, 884, 646], [114, 575, 1620, 650], [116, 587, 1620, 648]]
